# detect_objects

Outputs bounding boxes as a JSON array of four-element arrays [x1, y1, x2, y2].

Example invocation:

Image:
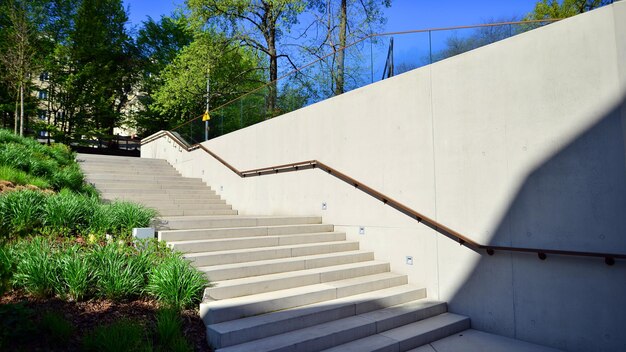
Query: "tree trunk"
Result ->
[[19, 83, 24, 136], [335, 0, 347, 96], [14, 97, 18, 134], [267, 30, 278, 117]]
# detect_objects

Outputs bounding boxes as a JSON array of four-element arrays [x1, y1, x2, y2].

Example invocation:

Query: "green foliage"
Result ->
[[82, 319, 151, 352], [42, 189, 98, 236], [155, 309, 193, 352], [147, 254, 209, 310], [0, 165, 50, 188], [107, 201, 159, 239], [55, 244, 92, 301], [12, 236, 58, 297], [89, 243, 147, 300], [0, 189, 47, 237], [41, 311, 74, 346], [0, 244, 14, 296], [525, 0, 613, 20]]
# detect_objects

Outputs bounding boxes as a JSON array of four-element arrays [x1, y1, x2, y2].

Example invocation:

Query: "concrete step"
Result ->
[[87, 177, 206, 185], [160, 215, 322, 230], [206, 261, 391, 300], [170, 232, 346, 254], [159, 223, 334, 242], [86, 174, 204, 182], [100, 194, 223, 202], [216, 300, 448, 352], [201, 272, 408, 325], [159, 209, 238, 216], [91, 182, 209, 190], [207, 285, 428, 348], [81, 165, 180, 173], [153, 203, 232, 212], [199, 250, 375, 281], [185, 241, 361, 267], [323, 313, 470, 352], [96, 188, 217, 195]]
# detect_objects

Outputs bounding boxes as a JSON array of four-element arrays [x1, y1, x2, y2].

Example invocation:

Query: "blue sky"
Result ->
[[122, 0, 541, 32]]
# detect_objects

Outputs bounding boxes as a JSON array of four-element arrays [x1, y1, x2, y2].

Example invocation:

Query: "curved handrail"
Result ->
[[142, 130, 625, 266]]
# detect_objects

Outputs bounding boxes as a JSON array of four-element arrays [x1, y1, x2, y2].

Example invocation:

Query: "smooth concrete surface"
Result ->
[[409, 329, 562, 352], [142, 4, 626, 351]]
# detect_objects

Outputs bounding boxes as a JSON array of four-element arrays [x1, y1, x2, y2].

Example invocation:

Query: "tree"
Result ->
[[186, 0, 306, 117], [151, 30, 264, 139], [0, 0, 39, 135], [303, 0, 390, 96], [69, 0, 138, 141], [525, 0, 614, 20]]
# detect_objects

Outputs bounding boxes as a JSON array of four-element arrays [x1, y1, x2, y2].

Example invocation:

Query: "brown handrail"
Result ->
[[170, 18, 562, 132], [142, 131, 625, 266]]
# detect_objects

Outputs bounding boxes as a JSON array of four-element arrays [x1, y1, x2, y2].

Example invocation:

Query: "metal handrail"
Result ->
[[170, 18, 562, 132], [142, 130, 625, 266]]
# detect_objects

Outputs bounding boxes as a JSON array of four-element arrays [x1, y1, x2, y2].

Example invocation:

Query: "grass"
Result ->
[[147, 254, 209, 310], [41, 311, 74, 346], [11, 237, 59, 298], [90, 243, 147, 300], [0, 244, 14, 296], [155, 309, 193, 352], [0, 165, 50, 189], [56, 245, 93, 301], [82, 319, 152, 352]]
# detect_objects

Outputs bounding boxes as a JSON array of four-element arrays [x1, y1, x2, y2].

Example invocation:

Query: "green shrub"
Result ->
[[0, 165, 50, 189], [82, 319, 151, 352], [0, 189, 47, 238], [0, 244, 14, 296], [90, 243, 146, 300], [56, 245, 92, 301], [147, 254, 208, 310], [0, 129, 23, 144], [107, 201, 158, 239], [12, 237, 59, 297], [155, 308, 192, 352], [42, 189, 98, 236], [41, 311, 74, 346], [51, 164, 85, 192]]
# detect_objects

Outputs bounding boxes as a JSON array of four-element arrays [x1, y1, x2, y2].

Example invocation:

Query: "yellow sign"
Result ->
[[202, 110, 210, 122]]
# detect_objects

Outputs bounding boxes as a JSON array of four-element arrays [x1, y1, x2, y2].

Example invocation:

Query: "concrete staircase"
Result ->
[[78, 154, 557, 352]]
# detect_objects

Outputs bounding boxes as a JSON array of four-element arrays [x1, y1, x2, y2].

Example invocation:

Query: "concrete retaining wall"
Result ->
[[142, 3, 626, 351]]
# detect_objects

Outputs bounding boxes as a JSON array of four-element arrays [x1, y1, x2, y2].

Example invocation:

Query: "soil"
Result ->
[[0, 291, 211, 351], [0, 180, 53, 194]]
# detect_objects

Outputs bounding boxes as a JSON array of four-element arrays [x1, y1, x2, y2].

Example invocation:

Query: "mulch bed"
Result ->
[[0, 291, 211, 351]]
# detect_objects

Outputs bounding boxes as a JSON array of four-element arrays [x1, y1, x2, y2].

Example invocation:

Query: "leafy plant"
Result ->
[[11, 237, 59, 297], [82, 319, 152, 352], [147, 254, 209, 310], [56, 245, 93, 301], [89, 243, 146, 300], [42, 189, 98, 236], [155, 308, 193, 352], [107, 201, 158, 239], [0, 244, 14, 296], [0, 190, 47, 238], [41, 310, 74, 346], [0, 165, 50, 189]]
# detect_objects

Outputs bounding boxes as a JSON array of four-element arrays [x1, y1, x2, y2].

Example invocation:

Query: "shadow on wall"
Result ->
[[447, 96, 626, 352]]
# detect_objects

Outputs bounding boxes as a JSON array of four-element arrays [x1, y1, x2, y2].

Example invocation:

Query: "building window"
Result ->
[[39, 72, 49, 81], [38, 110, 46, 121], [38, 90, 48, 100]]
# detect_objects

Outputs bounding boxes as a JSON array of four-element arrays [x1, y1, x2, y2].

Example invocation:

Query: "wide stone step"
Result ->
[[154, 203, 232, 212], [170, 232, 346, 254], [405, 329, 562, 352], [159, 223, 334, 242], [100, 194, 223, 202], [87, 177, 206, 185], [200, 272, 408, 325], [185, 241, 361, 267], [206, 261, 390, 300], [199, 250, 374, 281], [82, 166, 180, 174], [91, 182, 210, 190], [161, 216, 322, 230], [207, 285, 428, 349], [86, 174, 203, 182], [216, 300, 448, 352], [159, 209, 238, 216], [323, 313, 470, 352], [97, 188, 217, 195]]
